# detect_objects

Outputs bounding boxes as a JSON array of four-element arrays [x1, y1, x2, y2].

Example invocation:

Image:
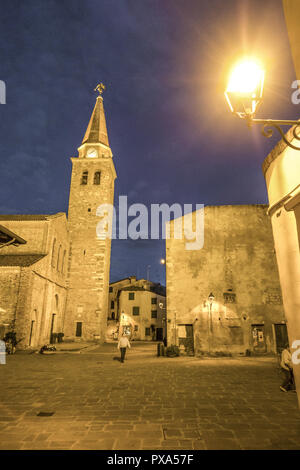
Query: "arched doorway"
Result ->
[[50, 295, 59, 344]]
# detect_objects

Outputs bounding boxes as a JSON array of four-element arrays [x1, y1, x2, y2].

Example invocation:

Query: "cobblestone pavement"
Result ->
[[0, 342, 299, 450]]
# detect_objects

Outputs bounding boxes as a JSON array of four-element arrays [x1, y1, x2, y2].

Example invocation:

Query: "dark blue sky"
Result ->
[[0, 0, 298, 284]]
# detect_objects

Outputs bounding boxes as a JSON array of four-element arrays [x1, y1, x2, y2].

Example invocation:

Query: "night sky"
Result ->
[[0, 0, 298, 285]]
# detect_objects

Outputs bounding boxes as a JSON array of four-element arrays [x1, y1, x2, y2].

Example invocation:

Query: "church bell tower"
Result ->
[[65, 84, 116, 341]]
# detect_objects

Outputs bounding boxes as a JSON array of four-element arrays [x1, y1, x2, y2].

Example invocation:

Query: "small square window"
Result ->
[[132, 306, 140, 316], [151, 298, 157, 305], [128, 292, 135, 300]]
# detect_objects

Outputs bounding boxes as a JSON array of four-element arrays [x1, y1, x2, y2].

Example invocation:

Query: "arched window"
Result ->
[[81, 171, 88, 185], [55, 294, 59, 312], [94, 171, 101, 185], [62, 249, 66, 274], [51, 239, 56, 268], [57, 245, 61, 271]]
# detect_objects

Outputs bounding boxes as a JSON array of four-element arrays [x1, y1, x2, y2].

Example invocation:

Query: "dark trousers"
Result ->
[[281, 368, 294, 390], [120, 347, 126, 362]]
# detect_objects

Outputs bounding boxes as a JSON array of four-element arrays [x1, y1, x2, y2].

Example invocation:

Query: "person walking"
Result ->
[[280, 344, 295, 392], [118, 333, 131, 363]]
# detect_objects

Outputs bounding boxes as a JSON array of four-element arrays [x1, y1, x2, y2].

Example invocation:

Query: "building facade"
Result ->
[[0, 88, 116, 347], [166, 205, 286, 356], [106, 277, 166, 342], [0, 213, 68, 347]]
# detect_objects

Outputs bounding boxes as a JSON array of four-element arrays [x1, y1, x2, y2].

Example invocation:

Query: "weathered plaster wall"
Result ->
[[166, 205, 285, 355], [118, 290, 166, 341]]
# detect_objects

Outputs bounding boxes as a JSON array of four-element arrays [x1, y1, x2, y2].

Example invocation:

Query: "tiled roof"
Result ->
[[0, 254, 46, 267]]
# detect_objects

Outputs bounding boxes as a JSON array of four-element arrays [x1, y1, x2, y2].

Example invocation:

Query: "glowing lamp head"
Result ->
[[225, 59, 264, 118]]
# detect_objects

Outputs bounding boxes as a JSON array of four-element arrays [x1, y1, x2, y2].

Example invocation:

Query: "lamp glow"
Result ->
[[225, 59, 264, 118], [226, 60, 264, 94]]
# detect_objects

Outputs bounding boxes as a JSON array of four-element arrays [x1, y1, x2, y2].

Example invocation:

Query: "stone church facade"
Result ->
[[0, 88, 116, 347], [166, 205, 287, 356]]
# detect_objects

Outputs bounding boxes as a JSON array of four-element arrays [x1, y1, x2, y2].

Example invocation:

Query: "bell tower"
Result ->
[[65, 84, 116, 341]]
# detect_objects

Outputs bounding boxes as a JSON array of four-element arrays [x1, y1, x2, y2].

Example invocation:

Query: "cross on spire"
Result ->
[[94, 83, 106, 96]]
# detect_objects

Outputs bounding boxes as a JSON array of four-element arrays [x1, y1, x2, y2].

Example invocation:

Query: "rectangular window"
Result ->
[[145, 327, 150, 336], [111, 300, 114, 309], [151, 297, 157, 305], [109, 287, 113, 293], [81, 171, 88, 185], [128, 292, 135, 300], [151, 310, 157, 318], [76, 322, 82, 337], [132, 306, 140, 316], [134, 325, 138, 331], [94, 171, 101, 185]]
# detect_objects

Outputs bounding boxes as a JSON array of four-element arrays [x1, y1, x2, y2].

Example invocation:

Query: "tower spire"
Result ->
[[82, 83, 109, 146]]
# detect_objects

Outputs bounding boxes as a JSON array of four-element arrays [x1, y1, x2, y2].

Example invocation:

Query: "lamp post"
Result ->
[[224, 58, 300, 150], [159, 301, 167, 345], [207, 292, 214, 353], [225, 57, 300, 406]]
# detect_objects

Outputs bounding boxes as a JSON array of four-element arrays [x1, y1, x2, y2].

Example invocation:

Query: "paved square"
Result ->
[[0, 342, 299, 450]]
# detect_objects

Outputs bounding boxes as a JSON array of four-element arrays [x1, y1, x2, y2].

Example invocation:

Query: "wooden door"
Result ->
[[274, 323, 288, 353]]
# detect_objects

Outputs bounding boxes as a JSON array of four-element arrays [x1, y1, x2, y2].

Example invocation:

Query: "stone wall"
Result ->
[[166, 205, 285, 355], [65, 152, 116, 342], [0, 268, 21, 336], [0, 214, 68, 347]]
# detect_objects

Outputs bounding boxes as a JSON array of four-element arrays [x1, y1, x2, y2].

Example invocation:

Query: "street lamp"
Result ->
[[207, 292, 214, 354], [225, 58, 300, 150], [207, 292, 214, 334]]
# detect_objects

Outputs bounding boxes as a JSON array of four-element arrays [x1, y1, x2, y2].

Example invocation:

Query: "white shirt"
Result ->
[[281, 349, 292, 370], [118, 336, 131, 349]]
